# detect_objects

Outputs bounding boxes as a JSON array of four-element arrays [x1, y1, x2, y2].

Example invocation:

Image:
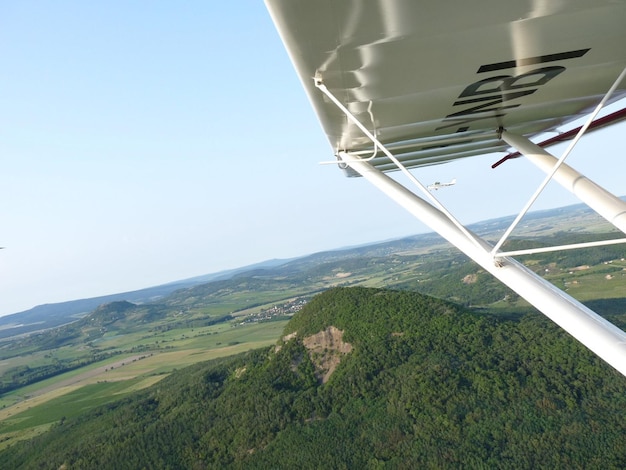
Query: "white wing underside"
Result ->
[[265, 0, 626, 175], [265, 1, 626, 377]]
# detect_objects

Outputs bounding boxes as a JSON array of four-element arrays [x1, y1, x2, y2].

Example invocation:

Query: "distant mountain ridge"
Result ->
[[1, 199, 618, 339], [0, 259, 293, 339]]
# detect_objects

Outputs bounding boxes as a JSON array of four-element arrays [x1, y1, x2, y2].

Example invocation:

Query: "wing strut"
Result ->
[[340, 152, 626, 377], [500, 131, 626, 236], [314, 78, 484, 254], [492, 107, 626, 168], [314, 76, 626, 377], [492, 66, 626, 256]]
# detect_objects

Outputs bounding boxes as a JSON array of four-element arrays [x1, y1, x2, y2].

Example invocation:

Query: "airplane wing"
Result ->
[[266, 1, 626, 377], [265, 0, 626, 175]]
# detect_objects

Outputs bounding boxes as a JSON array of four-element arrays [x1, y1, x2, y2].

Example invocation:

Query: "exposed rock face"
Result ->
[[302, 326, 352, 384], [462, 274, 477, 284]]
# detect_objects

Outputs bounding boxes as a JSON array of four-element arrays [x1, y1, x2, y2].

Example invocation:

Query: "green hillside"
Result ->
[[1, 224, 625, 453], [3, 287, 625, 468]]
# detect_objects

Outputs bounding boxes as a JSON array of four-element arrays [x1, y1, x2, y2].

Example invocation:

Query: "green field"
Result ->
[[0, 316, 290, 448], [1, 204, 625, 450]]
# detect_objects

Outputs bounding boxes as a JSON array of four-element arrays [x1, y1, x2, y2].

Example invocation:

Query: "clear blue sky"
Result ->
[[1, 2, 624, 316]]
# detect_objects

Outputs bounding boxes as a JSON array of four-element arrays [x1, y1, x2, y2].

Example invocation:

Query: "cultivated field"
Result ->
[[1, 204, 625, 449]]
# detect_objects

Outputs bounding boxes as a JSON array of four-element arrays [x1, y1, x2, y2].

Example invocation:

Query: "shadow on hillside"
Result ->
[[584, 298, 626, 327]]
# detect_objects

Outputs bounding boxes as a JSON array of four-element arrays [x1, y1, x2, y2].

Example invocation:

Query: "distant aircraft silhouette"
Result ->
[[427, 178, 456, 191]]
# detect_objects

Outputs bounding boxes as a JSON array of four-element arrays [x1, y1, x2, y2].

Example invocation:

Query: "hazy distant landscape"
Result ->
[[1, 201, 625, 466]]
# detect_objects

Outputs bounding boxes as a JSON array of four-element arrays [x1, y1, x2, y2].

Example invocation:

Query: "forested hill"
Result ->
[[3, 287, 626, 468]]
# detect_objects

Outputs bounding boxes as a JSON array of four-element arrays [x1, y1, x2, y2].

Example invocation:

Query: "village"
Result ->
[[241, 297, 308, 324]]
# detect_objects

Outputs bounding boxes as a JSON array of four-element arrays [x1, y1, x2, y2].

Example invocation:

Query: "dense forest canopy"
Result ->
[[2, 287, 626, 468]]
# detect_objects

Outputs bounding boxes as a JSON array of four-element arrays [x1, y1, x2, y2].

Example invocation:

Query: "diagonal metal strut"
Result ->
[[492, 66, 626, 257], [314, 73, 626, 378], [340, 152, 626, 378], [314, 77, 485, 254]]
